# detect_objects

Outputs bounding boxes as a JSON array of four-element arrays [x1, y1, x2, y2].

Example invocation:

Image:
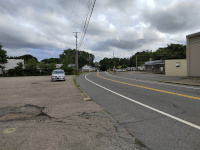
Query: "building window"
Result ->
[[176, 62, 181, 67]]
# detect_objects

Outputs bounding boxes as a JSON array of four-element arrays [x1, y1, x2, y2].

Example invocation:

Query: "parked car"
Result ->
[[126, 67, 131, 71], [51, 69, 65, 81], [132, 67, 136, 71]]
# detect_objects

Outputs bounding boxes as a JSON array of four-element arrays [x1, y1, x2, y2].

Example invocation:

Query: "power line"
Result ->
[[80, 0, 93, 43], [78, 0, 96, 49], [72, 0, 96, 74]]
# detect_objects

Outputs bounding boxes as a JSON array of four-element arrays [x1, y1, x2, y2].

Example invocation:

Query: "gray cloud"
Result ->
[[142, 0, 200, 33], [91, 38, 157, 52], [0, 0, 199, 61]]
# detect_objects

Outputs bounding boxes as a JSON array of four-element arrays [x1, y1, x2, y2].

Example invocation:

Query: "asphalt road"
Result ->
[[77, 72, 200, 150]]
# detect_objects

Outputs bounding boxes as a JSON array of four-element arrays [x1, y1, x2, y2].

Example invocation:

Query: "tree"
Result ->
[[59, 49, 75, 64], [76, 50, 95, 68], [13, 54, 38, 63], [153, 44, 186, 60], [119, 58, 130, 67], [99, 58, 110, 71], [59, 49, 95, 68], [15, 62, 23, 70], [48, 63, 56, 72], [0, 44, 8, 74], [62, 51, 73, 66], [12, 62, 24, 76], [26, 58, 37, 70], [129, 50, 153, 67], [41, 58, 60, 64], [99, 57, 128, 70]]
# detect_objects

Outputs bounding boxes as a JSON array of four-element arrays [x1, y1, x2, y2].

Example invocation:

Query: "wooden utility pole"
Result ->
[[136, 55, 137, 71], [89, 53, 90, 66], [73, 32, 80, 75], [113, 52, 115, 73]]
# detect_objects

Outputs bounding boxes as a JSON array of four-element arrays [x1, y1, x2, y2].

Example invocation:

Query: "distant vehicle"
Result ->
[[51, 69, 65, 81], [126, 67, 131, 71], [138, 66, 145, 71], [126, 67, 136, 71], [132, 67, 136, 71]]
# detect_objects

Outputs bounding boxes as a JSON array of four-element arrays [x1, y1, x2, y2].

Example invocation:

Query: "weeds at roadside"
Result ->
[[73, 78, 80, 88]]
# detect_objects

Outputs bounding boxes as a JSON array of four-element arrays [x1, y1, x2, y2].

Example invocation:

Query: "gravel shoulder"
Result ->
[[0, 75, 139, 150]]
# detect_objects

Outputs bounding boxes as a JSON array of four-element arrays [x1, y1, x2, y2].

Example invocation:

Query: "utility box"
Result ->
[[186, 32, 200, 77]]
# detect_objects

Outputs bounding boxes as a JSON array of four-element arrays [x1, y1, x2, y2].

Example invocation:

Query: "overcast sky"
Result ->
[[0, 0, 199, 62]]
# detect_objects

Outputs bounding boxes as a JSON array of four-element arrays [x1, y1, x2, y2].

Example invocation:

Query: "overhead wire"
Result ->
[[79, 0, 91, 47], [78, 0, 96, 50]]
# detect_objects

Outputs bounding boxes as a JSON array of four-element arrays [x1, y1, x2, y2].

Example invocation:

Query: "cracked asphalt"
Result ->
[[77, 72, 200, 150], [0, 75, 140, 150]]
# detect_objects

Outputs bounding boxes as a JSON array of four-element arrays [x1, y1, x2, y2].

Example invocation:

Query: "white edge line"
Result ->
[[105, 72, 200, 90], [85, 73, 200, 130]]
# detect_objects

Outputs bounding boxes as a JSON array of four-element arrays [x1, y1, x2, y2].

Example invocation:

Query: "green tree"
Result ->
[[99, 58, 110, 70], [59, 49, 95, 69], [119, 58, 130, 67], [26, 58, 37, 70], [61, 65, 74, 75], [153, 44, 186, 60], [62, 51, 73, 66], [99, 57, 122, 70], [129, 50, 153, 67], [15, 62, 23, 69], [14, 54, 38, 64], [59, 49, 75, 64], [0, 44, 8, 74], [38, 62, 50, 74], [48, 63, 56, 72], [41, 58, 60, 64], [77, 50, 95, 68], [14, 62, 24, 76]]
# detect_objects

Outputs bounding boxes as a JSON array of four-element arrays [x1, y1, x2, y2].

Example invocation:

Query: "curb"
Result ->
[[159, 80, 200, 87], [74, 78, 92, 101], [81, 88, 92, 101]]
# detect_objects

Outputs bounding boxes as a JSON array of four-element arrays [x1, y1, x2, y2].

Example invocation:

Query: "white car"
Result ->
[[51, 69, 65, 81]]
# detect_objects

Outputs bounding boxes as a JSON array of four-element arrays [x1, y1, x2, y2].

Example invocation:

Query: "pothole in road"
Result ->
[[0, 104, 51, 122]]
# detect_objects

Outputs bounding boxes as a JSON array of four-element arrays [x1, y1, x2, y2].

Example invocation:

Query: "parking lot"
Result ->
[[0, 75, 137, 150]]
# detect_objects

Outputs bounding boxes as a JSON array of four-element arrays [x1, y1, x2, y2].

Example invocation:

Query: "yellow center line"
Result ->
[[97, 72, 200, 100]]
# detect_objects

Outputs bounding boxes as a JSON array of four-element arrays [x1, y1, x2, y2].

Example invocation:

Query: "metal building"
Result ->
[[186, 32, 200, 77]]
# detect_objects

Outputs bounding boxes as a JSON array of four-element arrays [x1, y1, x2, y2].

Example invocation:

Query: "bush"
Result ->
[[4, 63, 75, 77], [61, 66, 74, 75]]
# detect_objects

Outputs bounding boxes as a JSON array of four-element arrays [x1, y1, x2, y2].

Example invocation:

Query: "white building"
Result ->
[[0, 59, 24, 74], [56, 64, 63, 68], [82, 65, 96, 72], [68, 64, 75, 68]]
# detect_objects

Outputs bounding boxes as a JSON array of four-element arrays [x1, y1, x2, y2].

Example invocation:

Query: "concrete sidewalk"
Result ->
[[159, 77, 200, 86], [111, 71, 200, 87], [0, 76, 140, 150]]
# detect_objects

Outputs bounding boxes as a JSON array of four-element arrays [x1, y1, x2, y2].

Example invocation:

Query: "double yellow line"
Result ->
[[97, 72, 200, 100]]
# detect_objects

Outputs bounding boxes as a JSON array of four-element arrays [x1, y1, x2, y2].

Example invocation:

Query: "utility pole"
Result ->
[[113, 52, 115, 73], [73, 32, 80, 75], [136, 55, 137, 71], [89, 53, 90, 66]]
